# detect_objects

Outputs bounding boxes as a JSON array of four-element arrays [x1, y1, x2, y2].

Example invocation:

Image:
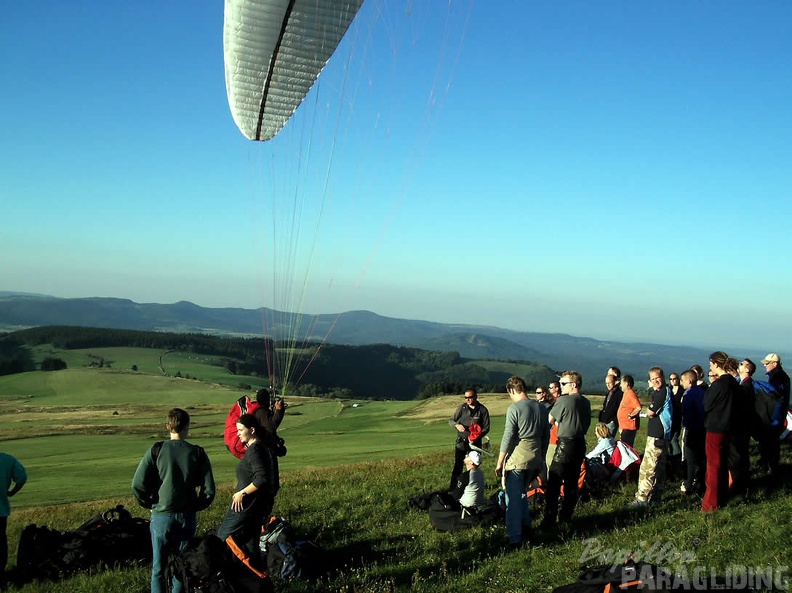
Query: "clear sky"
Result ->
[[2, 1, 791, 355]]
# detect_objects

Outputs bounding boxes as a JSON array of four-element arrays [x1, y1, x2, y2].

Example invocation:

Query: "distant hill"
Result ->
[[0, 294, 717, 379]]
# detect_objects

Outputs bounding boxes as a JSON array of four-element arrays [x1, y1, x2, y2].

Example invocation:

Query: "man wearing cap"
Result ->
[[451, 450, 486, 510], [496, 376, 548, 548], [448, 388, 490, 491], [759, 353, 790, 476]]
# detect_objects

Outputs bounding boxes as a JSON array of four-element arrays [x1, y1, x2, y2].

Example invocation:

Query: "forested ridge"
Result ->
[[0, 326, 558, 400]]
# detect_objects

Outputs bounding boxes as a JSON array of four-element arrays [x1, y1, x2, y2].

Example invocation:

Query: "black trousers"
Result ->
[[450, 438, 482, 491], [683, 428, 706, 495], [544, 437, 586, 524]]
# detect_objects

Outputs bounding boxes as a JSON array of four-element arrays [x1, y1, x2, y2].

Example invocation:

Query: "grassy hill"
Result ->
[[1, 328, 562, 399]]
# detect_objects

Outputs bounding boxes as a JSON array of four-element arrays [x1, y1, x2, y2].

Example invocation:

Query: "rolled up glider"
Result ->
[[224, 0, 365, 141]]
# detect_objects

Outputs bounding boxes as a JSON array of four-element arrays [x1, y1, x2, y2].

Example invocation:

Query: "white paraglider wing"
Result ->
[[224, 0, 365, 141]]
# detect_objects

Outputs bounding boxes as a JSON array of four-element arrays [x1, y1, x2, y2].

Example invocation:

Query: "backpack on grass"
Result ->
[[169, 535, 274, 593], [551, 562, 674, 593], [427, 495, 503, 532], [259, 516, 324, 581], [15, 504, 151, 584]]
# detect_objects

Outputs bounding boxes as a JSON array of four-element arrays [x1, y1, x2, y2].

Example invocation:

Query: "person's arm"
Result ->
[[272, 400, 285, 428], [9, 458, 27, 497], [479, 407, 491, 438], [196, 449, 216, 510], [628, 391, 642, 417], [495, 450, 508, 479], [449, 405, 465, 431], [131, 448, 158, 509]]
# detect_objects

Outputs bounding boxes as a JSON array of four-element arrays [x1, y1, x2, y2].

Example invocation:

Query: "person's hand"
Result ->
[[495, 466, 503, 479], [455, 423, 466, 433], [231, 491, 246, 511], [274, 398, 284, 411]]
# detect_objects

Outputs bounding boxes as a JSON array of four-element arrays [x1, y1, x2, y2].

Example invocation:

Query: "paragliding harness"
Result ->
[[15, 504, 151, 584], [426, 492, 503, 532], [752, 380, 786, 428], [258, 516, 324, 581], [583, 441, 642, 498], [168, 534, 274, 593], [225, 395, 287, 458], [551, 560, 673, 593], [225, 395, 263, 459]]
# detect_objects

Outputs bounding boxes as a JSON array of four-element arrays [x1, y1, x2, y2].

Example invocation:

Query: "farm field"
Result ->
[[0, 369, 475, 507]]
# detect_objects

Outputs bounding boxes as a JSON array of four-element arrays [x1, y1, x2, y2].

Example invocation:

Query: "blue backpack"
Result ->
[[753, 380, 783, 426]]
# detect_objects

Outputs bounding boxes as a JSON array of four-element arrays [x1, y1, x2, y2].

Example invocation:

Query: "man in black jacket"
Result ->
[[599, 373, 622, 437]]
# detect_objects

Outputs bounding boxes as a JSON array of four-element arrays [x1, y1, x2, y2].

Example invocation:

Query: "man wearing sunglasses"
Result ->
[[542, 371, 591, 529], [448, 388, 490, 491]]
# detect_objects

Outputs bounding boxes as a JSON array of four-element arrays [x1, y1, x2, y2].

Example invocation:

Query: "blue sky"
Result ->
[[2, 1, 791, 356]]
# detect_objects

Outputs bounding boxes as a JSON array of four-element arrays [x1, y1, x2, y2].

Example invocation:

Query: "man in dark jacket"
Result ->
[[760, 353, 790, 476], [448, 388, 490, 491], [599, 373, 622, 437], [680, 370, 706, 496]]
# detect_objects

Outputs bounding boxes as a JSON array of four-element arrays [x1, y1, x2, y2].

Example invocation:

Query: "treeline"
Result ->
[[0, 326, 558, 399]]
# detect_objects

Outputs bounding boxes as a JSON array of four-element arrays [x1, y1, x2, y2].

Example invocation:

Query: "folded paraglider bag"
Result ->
[[428, 497, 501, 532], [551, 562, 674, 593], [170, 535, 274, 593], [408, 490, 451, 511], [15, 504, 151, 584]]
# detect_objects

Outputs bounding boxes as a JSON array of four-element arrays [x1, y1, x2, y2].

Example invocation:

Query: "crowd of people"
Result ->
[[446, 352, 791, 548]]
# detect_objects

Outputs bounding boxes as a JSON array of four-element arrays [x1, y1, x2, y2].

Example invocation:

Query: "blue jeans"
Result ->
[[150, 511, 196, 593], [504, 469, 530, 544]]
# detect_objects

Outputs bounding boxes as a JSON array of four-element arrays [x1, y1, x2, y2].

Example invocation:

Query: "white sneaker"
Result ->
[[680, 483, 687, 493]]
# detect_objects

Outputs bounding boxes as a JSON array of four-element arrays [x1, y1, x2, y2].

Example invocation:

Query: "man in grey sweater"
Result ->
[[495, 376, 548, 548]]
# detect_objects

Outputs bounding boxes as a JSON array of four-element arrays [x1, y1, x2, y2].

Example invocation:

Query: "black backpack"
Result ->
[[427, 495, 503, 532], [551, 562, 674, 593], [15, 504, 151, 584], [170, 535, 274, 593]]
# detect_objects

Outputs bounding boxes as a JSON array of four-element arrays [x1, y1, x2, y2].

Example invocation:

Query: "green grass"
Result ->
[[4, 448, 792, 593], [1, 359, 790, 592]]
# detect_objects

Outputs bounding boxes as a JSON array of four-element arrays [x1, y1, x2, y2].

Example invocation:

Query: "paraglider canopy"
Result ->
[[223, 0, 365, 141]]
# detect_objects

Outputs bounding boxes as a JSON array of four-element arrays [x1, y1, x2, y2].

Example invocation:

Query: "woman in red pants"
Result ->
[[702, 351, 738, 511]]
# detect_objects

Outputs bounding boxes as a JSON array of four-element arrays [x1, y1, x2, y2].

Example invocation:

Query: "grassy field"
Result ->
[[1, 354, 789, 592]]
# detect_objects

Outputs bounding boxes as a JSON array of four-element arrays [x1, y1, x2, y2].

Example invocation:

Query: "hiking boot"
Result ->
[[629, 500, 648, 509]]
